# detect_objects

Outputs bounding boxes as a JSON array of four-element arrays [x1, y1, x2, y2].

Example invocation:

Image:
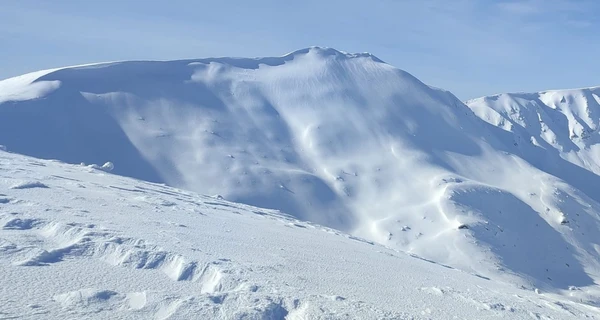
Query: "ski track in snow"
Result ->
[[0, 151, 598, 319]]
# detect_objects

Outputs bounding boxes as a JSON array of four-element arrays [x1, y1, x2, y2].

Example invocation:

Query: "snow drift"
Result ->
[[1, 47, 600, 297], [1, 150, 598, 319]]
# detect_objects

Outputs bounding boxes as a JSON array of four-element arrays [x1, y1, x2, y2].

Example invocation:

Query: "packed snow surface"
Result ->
[[2, 47, 600, 316], [1, 151, 599, 319]]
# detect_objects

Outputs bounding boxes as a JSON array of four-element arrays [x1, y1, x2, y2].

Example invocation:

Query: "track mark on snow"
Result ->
[[204, 202, 238, 209], [125, 292, 147, 310], [155, 297, 188, 320], [346, 235, 374, 245], [198, 264, 225, 294], [109, 185, 145, 193], [10, 181, 49, 189], [53, 288, 124, 314], [15, 244, 82, 266], [2, 218, 40, 230], [49, 175, 80, 182], [8, 220, 238, 290]]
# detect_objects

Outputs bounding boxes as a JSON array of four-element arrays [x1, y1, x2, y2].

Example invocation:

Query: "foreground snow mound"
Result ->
[[1, 152, 599, 319], [2, 47, 600, 294]]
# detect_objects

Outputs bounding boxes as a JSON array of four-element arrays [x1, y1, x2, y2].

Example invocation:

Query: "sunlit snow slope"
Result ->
[[1, 151, 599, 319], [467, 88, 600, 178], [2, 47, 600, 297]]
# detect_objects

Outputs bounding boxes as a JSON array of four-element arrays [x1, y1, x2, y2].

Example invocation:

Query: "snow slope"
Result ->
[[467, 87, 600, 178], [1, 150, 599, 319], [2, 47, 600, 298]]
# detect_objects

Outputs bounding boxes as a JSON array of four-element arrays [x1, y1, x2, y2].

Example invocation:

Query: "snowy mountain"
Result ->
[[2, 47, 600, 312], [467, 87, 600, 184], [1, 150, 598, 319]]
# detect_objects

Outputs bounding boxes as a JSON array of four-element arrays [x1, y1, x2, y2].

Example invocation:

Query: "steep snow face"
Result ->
[[2, 47, 600, 294], [1, 151, 599, 319], [467, 88, 600, 177], [0, 47, 488, 230]]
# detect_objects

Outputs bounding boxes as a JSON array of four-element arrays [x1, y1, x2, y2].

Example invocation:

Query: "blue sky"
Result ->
[[1, 0, 599, 99]]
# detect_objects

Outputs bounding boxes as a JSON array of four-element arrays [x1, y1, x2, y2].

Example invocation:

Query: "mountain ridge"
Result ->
[[2, 47, 600, 299]]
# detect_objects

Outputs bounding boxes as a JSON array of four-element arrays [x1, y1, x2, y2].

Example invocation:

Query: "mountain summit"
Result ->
[[1, 48, 600, 298]]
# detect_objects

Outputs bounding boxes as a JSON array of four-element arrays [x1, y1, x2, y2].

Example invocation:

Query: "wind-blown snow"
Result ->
[[0, 68, 61, 104], [2, 47, 600, 305], [1, 151, 598, 319]]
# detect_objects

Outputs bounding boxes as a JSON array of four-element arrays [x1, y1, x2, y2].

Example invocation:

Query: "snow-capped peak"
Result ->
[[2, 48, 600, 303], [467, 87, 600, 175]]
